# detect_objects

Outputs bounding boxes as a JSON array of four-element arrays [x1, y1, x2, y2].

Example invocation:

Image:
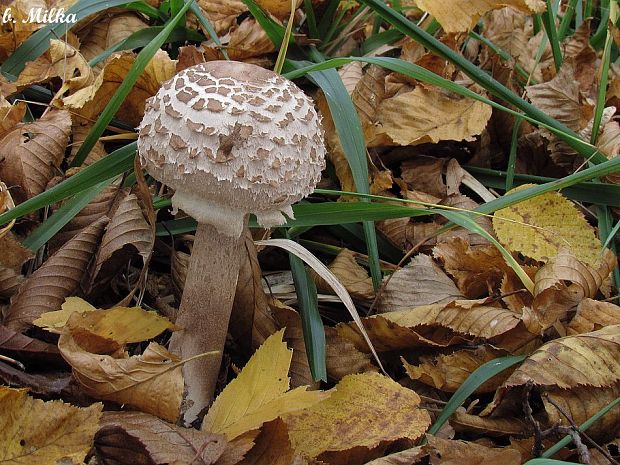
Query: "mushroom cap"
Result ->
[[138, 61, 326, 237]]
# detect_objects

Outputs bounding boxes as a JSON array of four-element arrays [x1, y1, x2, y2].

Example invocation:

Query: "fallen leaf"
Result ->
[[433, 237, 512, 298], [283, 372, 431, 463], [15, 39, 93, 93], [0, 386, 102, 465], [59, 312, 184, 422], [4, 217, 108, 332], [0, 110, 72, 203], [416, 0, 545, 32], [237, 418, 306, 465], [493, 185, 603, 267], [368, 86, 492, 146], [325, 326, 377, 382], [362, 447, 425, 465], [425, 435, 521, 465], [338, 300, 521, 353], [377, 254, 463, 312], [403, 345, 510, 393], [196, 0, 247, 34], [226, 18, 276, 61], [202, 330, 328, 440], [95, 411, 228, 465], [33, 296, 96, 333], [566, 298, 620, 335], [0, 324, 61, 364], [314, 249, 374, 302]]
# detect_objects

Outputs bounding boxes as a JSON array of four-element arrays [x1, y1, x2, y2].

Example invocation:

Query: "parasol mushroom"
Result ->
[[137, 60, 326, 423]]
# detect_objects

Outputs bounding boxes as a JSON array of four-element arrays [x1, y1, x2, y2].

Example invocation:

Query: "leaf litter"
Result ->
[[0, 1, 619, 464]]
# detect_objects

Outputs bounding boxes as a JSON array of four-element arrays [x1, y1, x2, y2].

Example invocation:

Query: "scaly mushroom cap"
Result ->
[[138, 61, 326, 237]]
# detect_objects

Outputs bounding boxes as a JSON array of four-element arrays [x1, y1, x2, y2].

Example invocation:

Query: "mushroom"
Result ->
[[137, 61, 326, 423]]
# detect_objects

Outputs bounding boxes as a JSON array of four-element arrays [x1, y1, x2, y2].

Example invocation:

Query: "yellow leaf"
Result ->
[[416, 0, 546, 33], [368, 86, 492, 147], [59, 316, 184, 422], [202, 330, 328, 440], [0, 386, 102, 465], [283, 372, 431, 460], [492, 185, 602, 266], [33, 296, 96, 333]]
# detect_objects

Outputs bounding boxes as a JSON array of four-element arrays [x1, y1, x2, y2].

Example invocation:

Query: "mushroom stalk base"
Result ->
[[169, 221, 245, 425]]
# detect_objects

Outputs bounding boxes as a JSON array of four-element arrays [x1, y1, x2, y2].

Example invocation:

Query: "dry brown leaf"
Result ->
[[59, 317, 184, 422], [451, 410, 531, 437], [403, 345, 510, 393], [337, 300, 522, 353], [283, 372, 431, 464], [196, 0, 247, 34], [400, 157, 447, 198], [270, 298, 317, 388], [542, 382, 620, 443], [339, 61, 364, 95], [202, 330, 328, 440], [425, 435, 521, 465], [325, 326, 377, 382], [78, 13, 150, 71], [0, 386, 102, 465], [255, 0, 302, 18], [416, 0, 545, 33], [237, 418, 306, 465], [4, 217, 108, 332], [0, 98, 26, 140], [0, 1, 46, 62], [352, 64, 387, 137], [95, 411, 228, 465], [0, 266, 24, 300], [377, 254, 463, 312], [314, 249, 374, 302], [85, 191, 154, 296], [15, 39, 93, 93], [533, 248, 617, 328], [368, 86, 492, 147], [230, 229, 270, 354], [526, 58, 591, 132], [502, 324, 620, 391], [0, 233, 32, 272], [227, 19, 276, 61], [0, 324, 61, 364], [362, 447, 425, 465], [433, 237, 511, 298], [63, 49, 176, 127], [49, 182, 119, 253], [0, 110, 71, 203], [566, 298, 620, 335], [68, 121, 109, 166]]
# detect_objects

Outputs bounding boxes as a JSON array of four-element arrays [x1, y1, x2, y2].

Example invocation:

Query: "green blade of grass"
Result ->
[[539, 0, 562, 72], [424, 355, 526, 440], [22, 179, 113, 252], [0, 142, 136, 227], [70, 0, 195, 167], [188, 1, 228, 59], [354, 0, 608, 164], [287, 233, 327, 382], [1, 0, 132, 78], [465, 166, 620, 207]]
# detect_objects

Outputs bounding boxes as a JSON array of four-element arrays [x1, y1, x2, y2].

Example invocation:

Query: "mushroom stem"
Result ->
[[169, 220, 246, 424]]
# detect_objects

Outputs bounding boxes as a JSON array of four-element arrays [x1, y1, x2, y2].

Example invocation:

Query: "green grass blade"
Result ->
[[123, 1, 167, 20], [70, 0, 195, 167], [1, 0, 132, 78], [188, 2, 228, 59], [424, 355, 526, 439], [354, 0, 608, 164], [22, 180, 113, 252], [539, 1, 562, 71], [304, 0, 319, 38], [242, 0, 286, 44], [287, 234, 327, 382], [524, 460, 585, 465], [602, 218, 620, 250], [591, 1, 615, 145], [465, 166, 620, 207], [557, 0, 578, 41], [0, 142, 136, 227]]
